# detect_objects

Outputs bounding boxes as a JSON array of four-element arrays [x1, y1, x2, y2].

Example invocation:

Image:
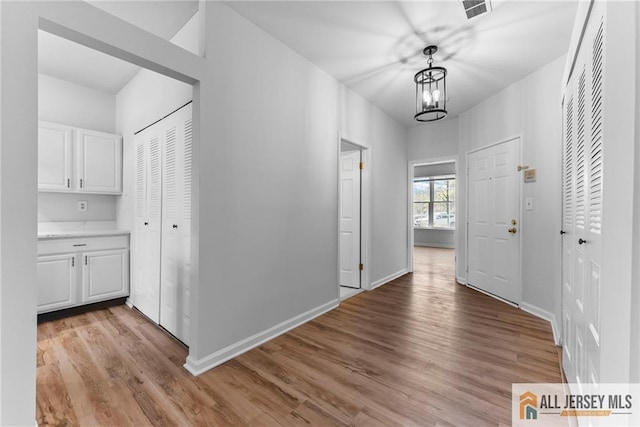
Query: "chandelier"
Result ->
[[414, 45, 448, 122]]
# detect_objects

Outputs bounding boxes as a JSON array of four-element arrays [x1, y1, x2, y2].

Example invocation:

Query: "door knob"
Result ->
[[560, 230, 567, 235], [172, 224, 178, 229], [508, 227, 517, 234], [578, 238, 587, 245], [144, 222, 149, 226]]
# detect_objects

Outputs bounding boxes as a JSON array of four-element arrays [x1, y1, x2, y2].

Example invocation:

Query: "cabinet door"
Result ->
[[76, 129, 122, 194], [38, 122, 73, 192], [82, 249, 129, 304], [37, 254, 78, 313]]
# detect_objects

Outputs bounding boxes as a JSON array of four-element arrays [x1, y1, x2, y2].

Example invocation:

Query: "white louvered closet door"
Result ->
[[132, 128, 163, 323], [160, 104, 192, 345], [562, 5, 605, 390]]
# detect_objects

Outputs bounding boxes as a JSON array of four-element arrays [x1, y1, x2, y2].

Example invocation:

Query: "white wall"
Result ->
[[38, 193, 116, 222], [38, 73, 115, 132], [408, 117, 458, 160], [457, 55, 565, 332], [188, 2, 340, 367], [340, 87, 409, 286], [38, 73, 118, 223], [414, 229, 455, 248]]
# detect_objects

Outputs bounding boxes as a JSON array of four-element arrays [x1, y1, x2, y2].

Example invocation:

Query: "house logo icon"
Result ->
[[520, 391, 538, 420]]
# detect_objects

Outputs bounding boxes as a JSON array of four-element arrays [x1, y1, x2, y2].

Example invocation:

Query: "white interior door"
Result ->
[[467, 138, 521, 304], [562, 10, 604, 389], [339, 149, 361, 288], [132, 128, 162, 323], [160, 104, 192, 345]]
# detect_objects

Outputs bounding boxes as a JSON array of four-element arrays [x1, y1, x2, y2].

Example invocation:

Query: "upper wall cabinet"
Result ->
[[38, 122, 123, 195], [76, 129, 122, 194], [38, 122, 73, 191]]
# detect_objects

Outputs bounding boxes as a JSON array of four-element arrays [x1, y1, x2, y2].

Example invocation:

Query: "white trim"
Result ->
[[370, 268, 409, 290], [466, 283, 519, 308], [456, 276, 467, 285], [408, 156, 458, 274], [414, 243, 455, 249], [520, 302, 561, 346], [184, 298, 339, 376]]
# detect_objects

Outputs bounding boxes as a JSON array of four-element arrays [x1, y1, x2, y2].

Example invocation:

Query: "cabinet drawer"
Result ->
[[38, 235, 129, 255]]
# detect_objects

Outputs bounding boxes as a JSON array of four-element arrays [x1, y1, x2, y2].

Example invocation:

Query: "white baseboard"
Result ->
[[184, 298, 339, 376], [370, 268, 409, 290], [456, 276, 467, 285], [520, 302, 560, 346], [414, 243, 455, 249]]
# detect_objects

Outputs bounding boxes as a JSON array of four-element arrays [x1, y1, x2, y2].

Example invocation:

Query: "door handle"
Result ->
[[560, 230, 566, 235], [508, 227, 517, 234], [172, 224, 178, 229], [578, 238, 587, 245], [144, 222, 149, 226]]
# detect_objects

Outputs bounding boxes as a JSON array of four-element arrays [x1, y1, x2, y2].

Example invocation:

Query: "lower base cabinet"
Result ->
[[37, 235, 129, 314]]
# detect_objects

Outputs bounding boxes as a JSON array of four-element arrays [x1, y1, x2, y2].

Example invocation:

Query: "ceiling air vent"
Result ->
[[462, 0, 492, 19]]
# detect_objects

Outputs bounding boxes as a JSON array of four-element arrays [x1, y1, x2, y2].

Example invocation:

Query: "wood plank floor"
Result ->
[[37, 247, 561, 426]]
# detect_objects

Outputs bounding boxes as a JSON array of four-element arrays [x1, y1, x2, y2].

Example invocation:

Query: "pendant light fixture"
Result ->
[[414, 45, 448, 122]]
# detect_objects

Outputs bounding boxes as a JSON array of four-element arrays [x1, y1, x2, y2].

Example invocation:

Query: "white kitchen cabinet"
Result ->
[[82, 249, 129, 304], [37, 253, 78, 313], [76, 129, 122, 194], [37, 234, 129, 314], [37, 121, 122, 195], [38, 122, 73, 191]]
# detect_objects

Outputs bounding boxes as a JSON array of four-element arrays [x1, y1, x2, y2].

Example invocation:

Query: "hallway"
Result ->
[[37, 246, 560, 426]]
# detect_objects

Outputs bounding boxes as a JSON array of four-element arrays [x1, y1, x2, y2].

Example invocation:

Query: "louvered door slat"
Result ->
[[164, 127, 177, 220], [184, 119, 193, 221]]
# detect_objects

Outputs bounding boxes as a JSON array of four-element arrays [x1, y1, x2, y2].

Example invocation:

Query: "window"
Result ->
[[413, 175, 455, 229]]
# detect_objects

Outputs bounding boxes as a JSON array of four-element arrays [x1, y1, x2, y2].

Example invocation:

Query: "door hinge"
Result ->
[[359, 162, 365, 170], [359, 263, 364, 271]]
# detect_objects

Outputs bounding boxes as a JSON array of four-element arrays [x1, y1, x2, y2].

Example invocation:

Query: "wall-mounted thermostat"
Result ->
[[524, 168, 537, 183]]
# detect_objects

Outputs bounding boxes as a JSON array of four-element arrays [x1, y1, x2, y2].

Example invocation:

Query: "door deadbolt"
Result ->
[[511, 219, 517, 225]]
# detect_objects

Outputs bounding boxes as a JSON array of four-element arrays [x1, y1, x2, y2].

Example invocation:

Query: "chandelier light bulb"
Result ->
[[432, 89, 441, 103]]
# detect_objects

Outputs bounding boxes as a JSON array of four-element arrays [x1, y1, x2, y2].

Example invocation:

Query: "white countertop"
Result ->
[[38, 221, 130, 240]]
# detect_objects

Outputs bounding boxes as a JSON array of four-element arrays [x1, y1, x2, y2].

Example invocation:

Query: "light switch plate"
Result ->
[[525, 197, 534, 210], [78, 200, 88, 212]]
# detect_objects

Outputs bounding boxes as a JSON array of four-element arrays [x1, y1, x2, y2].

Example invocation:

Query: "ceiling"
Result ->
[[225, 1, 578, 127], [38, 0, 578, 128], [38, 1, 198, 94]]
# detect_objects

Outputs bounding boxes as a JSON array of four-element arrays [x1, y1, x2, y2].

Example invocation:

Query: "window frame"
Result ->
[[413, 175, 455, 230]]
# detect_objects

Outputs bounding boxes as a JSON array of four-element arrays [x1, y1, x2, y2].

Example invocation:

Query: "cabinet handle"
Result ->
[[80, 179, 83, 188], [67, 178, 70, 188], [72, 244, 87, 247], [84, 256, 87, 265], [72, 257, 74, 267]]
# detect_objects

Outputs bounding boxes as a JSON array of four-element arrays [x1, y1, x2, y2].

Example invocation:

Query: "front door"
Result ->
[[467, 138, 522, 304]]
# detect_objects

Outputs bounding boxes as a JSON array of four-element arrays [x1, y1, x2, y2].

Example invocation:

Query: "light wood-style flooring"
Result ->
[[37, 247, 561, 426]]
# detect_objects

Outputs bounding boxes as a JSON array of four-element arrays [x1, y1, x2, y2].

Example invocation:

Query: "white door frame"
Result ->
[[465, 134, 524, 305], [407, 156, 458, 273], [337, 134, 371, 291], [0, 2, 205, 421]]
